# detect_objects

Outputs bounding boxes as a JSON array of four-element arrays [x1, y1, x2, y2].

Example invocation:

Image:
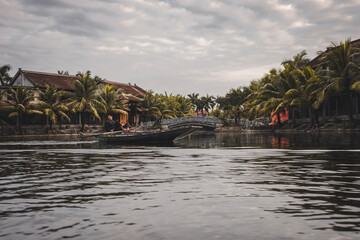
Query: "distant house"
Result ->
[[8, 68, 146, 126], [10, 69, 78, 105], [269, 109, 288, 125], [99, 80, 146, 125], [195, 110, 208, 116], [308, 39, 360, 69]]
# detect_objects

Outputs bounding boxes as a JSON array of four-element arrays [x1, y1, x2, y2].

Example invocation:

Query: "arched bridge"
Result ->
[[141, 116, 223, 130]]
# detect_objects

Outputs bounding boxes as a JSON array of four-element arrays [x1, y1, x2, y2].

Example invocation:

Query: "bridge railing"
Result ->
[[141, 116, 222, 128]]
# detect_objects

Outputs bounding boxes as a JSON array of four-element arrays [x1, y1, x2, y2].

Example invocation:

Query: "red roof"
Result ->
[[195, 110, 208, 115], [11, 69, 146, 99], [103, 80, 145, 96], [13, 70, 78, 90]]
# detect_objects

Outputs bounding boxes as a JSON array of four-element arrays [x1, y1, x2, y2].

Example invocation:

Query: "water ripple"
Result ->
[[1, 135, 360, 239]]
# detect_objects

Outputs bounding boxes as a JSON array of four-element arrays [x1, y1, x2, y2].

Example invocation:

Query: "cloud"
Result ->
[[1, 0, 360, 95]]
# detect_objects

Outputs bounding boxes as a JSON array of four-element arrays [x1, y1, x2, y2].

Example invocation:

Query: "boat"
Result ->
[[96, 126, 200, 144]]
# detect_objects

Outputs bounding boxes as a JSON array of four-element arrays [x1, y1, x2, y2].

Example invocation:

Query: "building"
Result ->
[[300, 39, 360, 123], [7, 68, 146, 126], [99, 79, 146, 125]]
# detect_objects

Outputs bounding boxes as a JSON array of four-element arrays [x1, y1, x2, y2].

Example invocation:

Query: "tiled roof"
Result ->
[[102, 80, 145, 96], [17, 70, 78, 90], [11, 69, 146, 100], [124, 94, 143, 102]]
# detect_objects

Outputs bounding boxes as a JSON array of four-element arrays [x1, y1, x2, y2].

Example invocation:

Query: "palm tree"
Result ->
[[5, 87, 42, 132], [96, 84, 128, 124], [265, 51, 312, 128], [141, 90, 161, 121], [57, 70, 69, 75], [223, 88, 250, 124], [188, 93, 208, 115], [187, 93, 200, 113], [152, 96, 176, 126], [281, 66, 321, 128], [67, 71, 100, 132], [201, 94, 215, 115], [253, 69, 285, 126], [38, 84, 70, 129], [173, 95, 194, 117], [272, 52, 310, 128], [0, 64, 12, 85], [243, 80, 264, 120], [318, 39, 360, 123]]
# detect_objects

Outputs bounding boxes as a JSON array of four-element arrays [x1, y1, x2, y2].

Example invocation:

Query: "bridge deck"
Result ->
[[141, 116, 222, 129]]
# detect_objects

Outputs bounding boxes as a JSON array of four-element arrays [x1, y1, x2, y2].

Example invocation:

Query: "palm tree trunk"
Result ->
[[347, 92, 354, 123], [80, 112, 85, 132], [308, 107, 319, 130], [277, 113, 281, 126], [46, 116, 51, 130], [102, 114, 106, 126], [308, 107, 314, 129], [292, 109, 296, 129], [17, 114, 23, 134]]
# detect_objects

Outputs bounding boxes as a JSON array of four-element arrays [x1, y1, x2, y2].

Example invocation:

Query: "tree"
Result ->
[[250, 69, 285, 126], [172, 95, 194, 117], [187, 93, 202, 114], [38, 84, 70, 129], [5, 87, 42, 132], [0, 64, 12, 85], [274, 51, 311, 128], [67, 71, 100, 132], [283, 66, 321, 128], [151, 95, 176, 126], [140, 90, 159, 121], [96, 84, 128, 124], [200, 94, 215, 115], [318, 39, 360, 123], [57, 70, 69, 75]]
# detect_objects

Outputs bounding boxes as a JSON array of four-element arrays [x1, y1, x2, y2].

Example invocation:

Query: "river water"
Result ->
[[1, 132, 360, 240]]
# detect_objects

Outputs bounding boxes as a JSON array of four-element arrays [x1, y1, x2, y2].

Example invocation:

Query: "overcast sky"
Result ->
[[1, 0, 360, 96]]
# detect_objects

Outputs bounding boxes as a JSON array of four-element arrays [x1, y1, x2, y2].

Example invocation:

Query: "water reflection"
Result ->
[[1, 133, 360, 240], [178, 131, 360, 149]]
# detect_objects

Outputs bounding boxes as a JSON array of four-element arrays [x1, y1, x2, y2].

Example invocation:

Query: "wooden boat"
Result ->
[[96, 126, 200, 144]]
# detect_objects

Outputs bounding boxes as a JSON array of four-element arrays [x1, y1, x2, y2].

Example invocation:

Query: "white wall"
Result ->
[[12, 73, 34, 87]]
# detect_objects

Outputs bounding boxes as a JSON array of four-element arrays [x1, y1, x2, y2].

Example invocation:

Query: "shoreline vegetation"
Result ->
[[1, 38, 360, 138]]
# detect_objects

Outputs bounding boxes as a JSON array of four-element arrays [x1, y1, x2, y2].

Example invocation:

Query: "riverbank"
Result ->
[[0, 133, 98, 142], [2, 124, 360, 142]]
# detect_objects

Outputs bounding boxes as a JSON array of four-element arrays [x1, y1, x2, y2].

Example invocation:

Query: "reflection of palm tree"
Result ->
[[38, 84, 70, 129], [5, 87, 42, 133], [96, 84, 128, 124], [67, 71, 100, 132], [318, 39, 360, 123]]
